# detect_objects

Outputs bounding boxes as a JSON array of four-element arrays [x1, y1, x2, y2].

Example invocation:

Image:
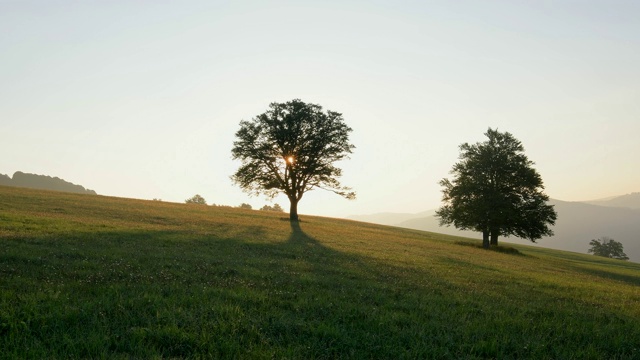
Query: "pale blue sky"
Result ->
[[1, 1, 639, 217]]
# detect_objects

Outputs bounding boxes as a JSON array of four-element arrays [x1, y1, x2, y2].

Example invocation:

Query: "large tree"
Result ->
[[436, 128, 557, 248], [231, 99, 355, 221]]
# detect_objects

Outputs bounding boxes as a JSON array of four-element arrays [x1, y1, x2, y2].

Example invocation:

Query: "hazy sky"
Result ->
[[2, 1, 639, 218]]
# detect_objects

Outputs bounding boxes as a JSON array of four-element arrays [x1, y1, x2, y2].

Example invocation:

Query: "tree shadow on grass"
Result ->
[[453, 240, 525, 256], [561, 262, 640, 286], [3, 221, 639, 359], [583, 266, 640, 286], [519, 247, 640, 287], [287, 220, 319, 248]]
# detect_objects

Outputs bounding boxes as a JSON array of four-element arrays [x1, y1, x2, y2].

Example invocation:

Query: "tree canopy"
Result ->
[[231, 99, 355, 221], [588, 237, 629, 260], [436, 128, 557, 248]]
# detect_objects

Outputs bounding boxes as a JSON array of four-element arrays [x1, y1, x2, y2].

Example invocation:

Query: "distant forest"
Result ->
[[0, 171, 97, 195]]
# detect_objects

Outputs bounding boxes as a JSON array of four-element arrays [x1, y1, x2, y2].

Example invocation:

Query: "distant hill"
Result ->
[[0, 171, 96, 195], [347, 210, 434, 226], [350, 198, 640, 263], [535, 199, 640, 262], [395, 213, 476, 238], [584, 192, 640, 209]]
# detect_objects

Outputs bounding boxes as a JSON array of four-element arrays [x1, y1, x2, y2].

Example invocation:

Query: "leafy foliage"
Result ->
[[237, 203, 252, 210], [588, 237, 629, 260], [436, 128, 557, 247], [185, 194, 206, 205], [231, 99, 355, 220]]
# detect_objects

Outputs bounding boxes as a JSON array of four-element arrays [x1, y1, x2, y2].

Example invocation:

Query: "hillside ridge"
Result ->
[[0, 171, 96, 195], [349, 198, 640, 263]]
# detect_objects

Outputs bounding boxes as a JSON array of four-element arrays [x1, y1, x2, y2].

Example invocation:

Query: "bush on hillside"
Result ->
[[185, 194, 207, 205], [260, 204, 284, 212]]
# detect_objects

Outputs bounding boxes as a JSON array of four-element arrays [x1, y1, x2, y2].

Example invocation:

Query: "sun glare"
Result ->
[[286, 156, 294, 164]]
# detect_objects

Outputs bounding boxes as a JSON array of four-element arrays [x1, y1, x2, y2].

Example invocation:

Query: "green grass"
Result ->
[[1, 186, 639, 359]]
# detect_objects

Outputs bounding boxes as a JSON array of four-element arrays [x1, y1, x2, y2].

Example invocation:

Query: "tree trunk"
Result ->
[[482, 230, 490, 249], [490, 230, 499, 246], [289, 198, 299, 222]]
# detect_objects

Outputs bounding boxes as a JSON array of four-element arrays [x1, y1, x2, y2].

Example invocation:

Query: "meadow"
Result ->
[[1, 186, 639, 359]]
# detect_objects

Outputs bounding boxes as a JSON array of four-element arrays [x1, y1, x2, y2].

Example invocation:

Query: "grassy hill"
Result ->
[[1, 186, 639, 359]]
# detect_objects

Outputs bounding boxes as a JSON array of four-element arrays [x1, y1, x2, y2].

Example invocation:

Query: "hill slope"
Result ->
[[1, 186, 639, 358], [347, 210, 434, 226], [356, 200, 640, 262]]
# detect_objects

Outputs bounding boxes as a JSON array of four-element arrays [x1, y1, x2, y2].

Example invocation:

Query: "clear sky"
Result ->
[[2, 0, 639, 218]]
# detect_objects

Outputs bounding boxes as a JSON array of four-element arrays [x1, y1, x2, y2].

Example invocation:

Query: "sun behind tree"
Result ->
[[231, 99, 355, 221]]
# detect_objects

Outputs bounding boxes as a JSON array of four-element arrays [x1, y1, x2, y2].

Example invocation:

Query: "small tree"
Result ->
[[436, 128, 557, 248], [238, 203, 252, 210], [185, 194, 207, 205], [232, 99, 355, 221], [588, 237, 629, 260]]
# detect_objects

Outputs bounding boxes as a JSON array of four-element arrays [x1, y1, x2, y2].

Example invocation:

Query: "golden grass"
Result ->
[[1, 185, 639, 358]]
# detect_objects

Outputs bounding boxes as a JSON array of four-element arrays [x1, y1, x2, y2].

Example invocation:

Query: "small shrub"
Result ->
[[185, 194, 207, 205], [260, 204, 284, 212]]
